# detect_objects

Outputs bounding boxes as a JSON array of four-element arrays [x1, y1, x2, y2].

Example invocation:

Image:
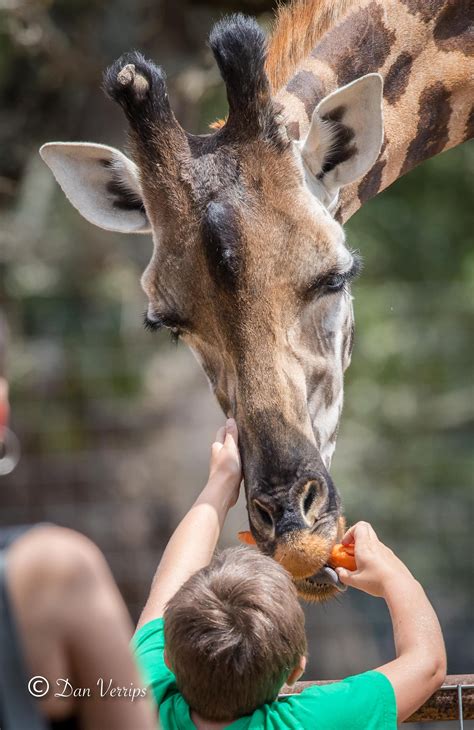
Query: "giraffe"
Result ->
[[40, 0, 473, 600]]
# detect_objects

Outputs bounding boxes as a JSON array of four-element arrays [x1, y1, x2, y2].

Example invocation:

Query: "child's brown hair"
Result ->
[[164, 546, 307, 720]]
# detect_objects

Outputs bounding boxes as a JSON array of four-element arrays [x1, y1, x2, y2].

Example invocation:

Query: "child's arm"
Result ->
[[136, 419, 241, 630], [337, 522, 447, 723]]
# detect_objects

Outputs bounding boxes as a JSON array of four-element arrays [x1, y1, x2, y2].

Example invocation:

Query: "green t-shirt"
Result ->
[[133, 618, 397, 730]]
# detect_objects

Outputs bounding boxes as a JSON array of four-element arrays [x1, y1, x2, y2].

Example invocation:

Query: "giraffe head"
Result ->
[[40, 16, 383, 600]]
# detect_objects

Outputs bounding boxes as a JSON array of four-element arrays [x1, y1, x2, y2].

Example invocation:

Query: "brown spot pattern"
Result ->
[[313, 2, 396, 87], [286, 121, 301, 140], [399, 0, 446, 23], [287, 70, 326, 120], [323, 381, 335, 409], [345, 322, 355, 362], [384, 52, 414, 104], [401, 81, 452, 175], [433, 0, 474, 56], [328, 423, 340, 445], [357, 157, 387, 203]]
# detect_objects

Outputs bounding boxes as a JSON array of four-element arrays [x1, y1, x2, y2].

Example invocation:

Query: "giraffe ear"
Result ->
[[39, 142, 151, 234], [300, 73, 384, 211]]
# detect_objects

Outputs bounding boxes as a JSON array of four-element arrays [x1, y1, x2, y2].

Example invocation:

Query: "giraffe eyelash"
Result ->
[[326, 253, 363, 291], [143, 314, 163, 332], [347, 252, 363, 280], [305, 254, 362, 299], [143, 313, 182, 342]]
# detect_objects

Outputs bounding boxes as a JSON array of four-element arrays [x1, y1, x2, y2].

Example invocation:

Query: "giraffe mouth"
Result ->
[[294, 565, 347, 601]]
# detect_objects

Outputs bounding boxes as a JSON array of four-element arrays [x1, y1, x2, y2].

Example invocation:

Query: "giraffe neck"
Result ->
[[275, 0, 474, 223]]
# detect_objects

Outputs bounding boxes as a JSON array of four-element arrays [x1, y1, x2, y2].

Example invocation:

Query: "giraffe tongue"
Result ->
[[308, 565, 347, 593]]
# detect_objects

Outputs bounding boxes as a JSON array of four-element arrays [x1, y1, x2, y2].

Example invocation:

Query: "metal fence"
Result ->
[[281, 675, 474, 726]]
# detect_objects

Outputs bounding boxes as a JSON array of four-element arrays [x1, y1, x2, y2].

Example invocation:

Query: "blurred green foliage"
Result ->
[[335, 146, 473, 671]]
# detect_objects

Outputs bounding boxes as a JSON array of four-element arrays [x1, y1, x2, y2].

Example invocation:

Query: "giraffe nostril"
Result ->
[[300, 480, 323, 526], [303, 483, 318, 516]]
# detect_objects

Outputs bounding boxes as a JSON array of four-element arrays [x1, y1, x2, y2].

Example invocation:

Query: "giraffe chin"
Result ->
[[294, 565, 347, 602], [294, 580, 339, 602]]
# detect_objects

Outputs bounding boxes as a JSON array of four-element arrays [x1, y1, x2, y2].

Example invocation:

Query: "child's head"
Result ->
[[164, 546, 307, 720]]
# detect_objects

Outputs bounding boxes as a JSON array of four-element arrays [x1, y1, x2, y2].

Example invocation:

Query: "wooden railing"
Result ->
[[281, 674, 474, 726]]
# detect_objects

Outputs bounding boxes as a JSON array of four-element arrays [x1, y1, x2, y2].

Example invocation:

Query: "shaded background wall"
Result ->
[[0, 1, 472, 728]]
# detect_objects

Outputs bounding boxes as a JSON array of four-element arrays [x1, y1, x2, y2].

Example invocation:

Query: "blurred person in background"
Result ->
[[0, 313, 156, 730]]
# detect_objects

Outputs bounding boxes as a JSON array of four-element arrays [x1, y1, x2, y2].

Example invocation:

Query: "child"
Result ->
[[134, 419, 446, 729]]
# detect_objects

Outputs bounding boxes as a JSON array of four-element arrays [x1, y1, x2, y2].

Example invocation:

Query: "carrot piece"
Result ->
[[329, 543, 357, 571], [237, 531, 257, 546]]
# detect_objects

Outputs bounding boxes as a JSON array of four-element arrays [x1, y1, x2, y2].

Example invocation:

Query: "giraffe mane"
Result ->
[[266, 0, 361, 92]]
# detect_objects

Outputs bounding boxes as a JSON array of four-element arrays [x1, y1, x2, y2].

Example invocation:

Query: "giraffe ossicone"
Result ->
[[116, 64, 150, 99]]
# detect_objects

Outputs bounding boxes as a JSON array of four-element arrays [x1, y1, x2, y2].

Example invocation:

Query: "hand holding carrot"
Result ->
[[335, 521, 414, 597]]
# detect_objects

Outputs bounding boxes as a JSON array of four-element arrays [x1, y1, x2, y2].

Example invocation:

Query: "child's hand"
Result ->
[[336, 521, 414, 597], [208, 419, 242, 506]]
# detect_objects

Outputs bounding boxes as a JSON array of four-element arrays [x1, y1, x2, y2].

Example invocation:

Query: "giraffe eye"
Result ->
[[324, 273, 346, 292], [305, 271, 347, 299], [306, 256, 362, 299], [143, 312, 188, 341]]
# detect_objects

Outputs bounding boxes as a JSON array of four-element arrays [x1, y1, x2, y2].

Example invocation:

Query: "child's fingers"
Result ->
[[225, 417, 238, 444], [336, 567, 360, 587], [224, 419, 240, 456], [341, 524, 357, 545], [211, 442, 223, 457], [224, 430, 238, 452], [214, 426, 226, 445], [342, 521, 377, 546]]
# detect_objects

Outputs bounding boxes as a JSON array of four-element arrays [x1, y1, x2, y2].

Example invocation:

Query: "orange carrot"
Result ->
[[238, 531, 257, 546], [328, 543, 356, 571], [238, 532, 357, 571]]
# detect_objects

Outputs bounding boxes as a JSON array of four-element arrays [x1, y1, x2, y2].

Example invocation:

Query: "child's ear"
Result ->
[[286, 655, 307, 686], [164, 649, 173, 671]]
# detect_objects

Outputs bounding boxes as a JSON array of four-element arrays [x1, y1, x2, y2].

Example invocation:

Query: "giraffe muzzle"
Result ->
[[245, 464, 344, 586]]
